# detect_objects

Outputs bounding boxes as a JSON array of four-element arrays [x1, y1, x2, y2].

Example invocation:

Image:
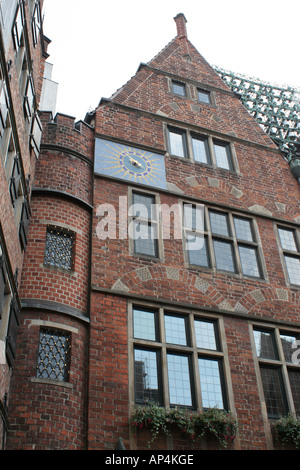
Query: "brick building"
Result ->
[[1, 8, 300, 450]]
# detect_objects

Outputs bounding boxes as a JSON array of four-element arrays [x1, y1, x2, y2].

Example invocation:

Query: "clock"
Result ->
[[94, 138, 167, 189]]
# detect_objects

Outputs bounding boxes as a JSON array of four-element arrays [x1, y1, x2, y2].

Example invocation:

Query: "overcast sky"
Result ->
[[42, 0, 300, 121]]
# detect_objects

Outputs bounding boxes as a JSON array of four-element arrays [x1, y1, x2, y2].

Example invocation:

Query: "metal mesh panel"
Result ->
[[36, 328, 71, 381], [214, 67, 300, 161]]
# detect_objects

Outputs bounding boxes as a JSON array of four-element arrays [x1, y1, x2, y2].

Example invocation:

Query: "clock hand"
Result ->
[[129, 156, 142, 168]]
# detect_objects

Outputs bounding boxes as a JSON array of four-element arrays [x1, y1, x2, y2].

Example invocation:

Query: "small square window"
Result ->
[[44, 226, 75, 270], [197, 89, 211, 104], [172, 81, 186, 97], [36, 328, 71, 382]]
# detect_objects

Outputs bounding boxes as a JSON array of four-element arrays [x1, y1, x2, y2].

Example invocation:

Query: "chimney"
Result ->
[[174, 13, 188, 39]]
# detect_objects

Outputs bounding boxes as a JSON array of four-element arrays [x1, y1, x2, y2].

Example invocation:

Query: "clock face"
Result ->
[[94, 138, 167, 189], [119, 149, 151, 176]]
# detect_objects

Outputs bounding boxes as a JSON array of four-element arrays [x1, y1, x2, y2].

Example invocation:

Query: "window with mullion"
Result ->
[[184, 205, 262, 278], [253, 325, 300, 418], [132, 305, 228, 411]]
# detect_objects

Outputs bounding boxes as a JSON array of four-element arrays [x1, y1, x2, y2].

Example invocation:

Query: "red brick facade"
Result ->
[[3, 12, 300, 451]]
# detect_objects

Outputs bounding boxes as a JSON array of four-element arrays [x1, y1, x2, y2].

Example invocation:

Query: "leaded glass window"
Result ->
[[36, 328, 71, 382], [131, 191, 159, 258], [132, 306, 228, 410], [167, 126, 235, 170], [44, 226, 75, 270], [184, 205, 262, 278], [253, 326, 300, 418]]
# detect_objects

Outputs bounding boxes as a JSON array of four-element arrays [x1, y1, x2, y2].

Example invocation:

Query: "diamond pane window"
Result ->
[[36, 328, 71, 381], [44, 226, 75, 270]]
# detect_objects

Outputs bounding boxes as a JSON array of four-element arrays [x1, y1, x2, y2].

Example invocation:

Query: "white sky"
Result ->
[[42, 0, 300, 121]]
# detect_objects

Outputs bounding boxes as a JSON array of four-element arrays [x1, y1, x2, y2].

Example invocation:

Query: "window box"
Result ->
[[130, 402, 237, 449]]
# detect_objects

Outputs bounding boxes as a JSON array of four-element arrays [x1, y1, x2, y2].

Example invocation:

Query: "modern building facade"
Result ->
[[1, 8, 300, 450]]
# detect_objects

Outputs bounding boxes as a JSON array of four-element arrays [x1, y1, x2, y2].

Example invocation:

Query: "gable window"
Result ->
[[129, 191, 160, 258], [277, 226, 300, 286], [36, 327, 71, 382], [172, 80, 186, 97], [183, 204, 263, 278], [131, 305, 230, 410], [197, 88, 211, 104], [44, 226, 75, 271], [252, 326, 300, 418], [166, 126, 236, 171]]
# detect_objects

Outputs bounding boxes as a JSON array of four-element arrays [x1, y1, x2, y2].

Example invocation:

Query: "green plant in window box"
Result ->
[[130, 402, 237, 449], [273, 414, 300, 449]]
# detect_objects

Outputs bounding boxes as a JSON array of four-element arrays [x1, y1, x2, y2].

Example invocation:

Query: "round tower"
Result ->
[[6, 112, 94, 450]]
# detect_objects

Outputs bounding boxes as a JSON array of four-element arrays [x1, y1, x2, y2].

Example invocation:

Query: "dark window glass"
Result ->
[[288, 370, 300, 415], [134, 348, 161, 404], [44, 226, 74, 270], [184, 204, 204, 232], [280, 333, 299, 363], [253, 329, 278, 360], [132, 192, 155, 220], [260, 366, 288, 418], [36, 328, 71, 381], [133, 221, 158, 257]]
